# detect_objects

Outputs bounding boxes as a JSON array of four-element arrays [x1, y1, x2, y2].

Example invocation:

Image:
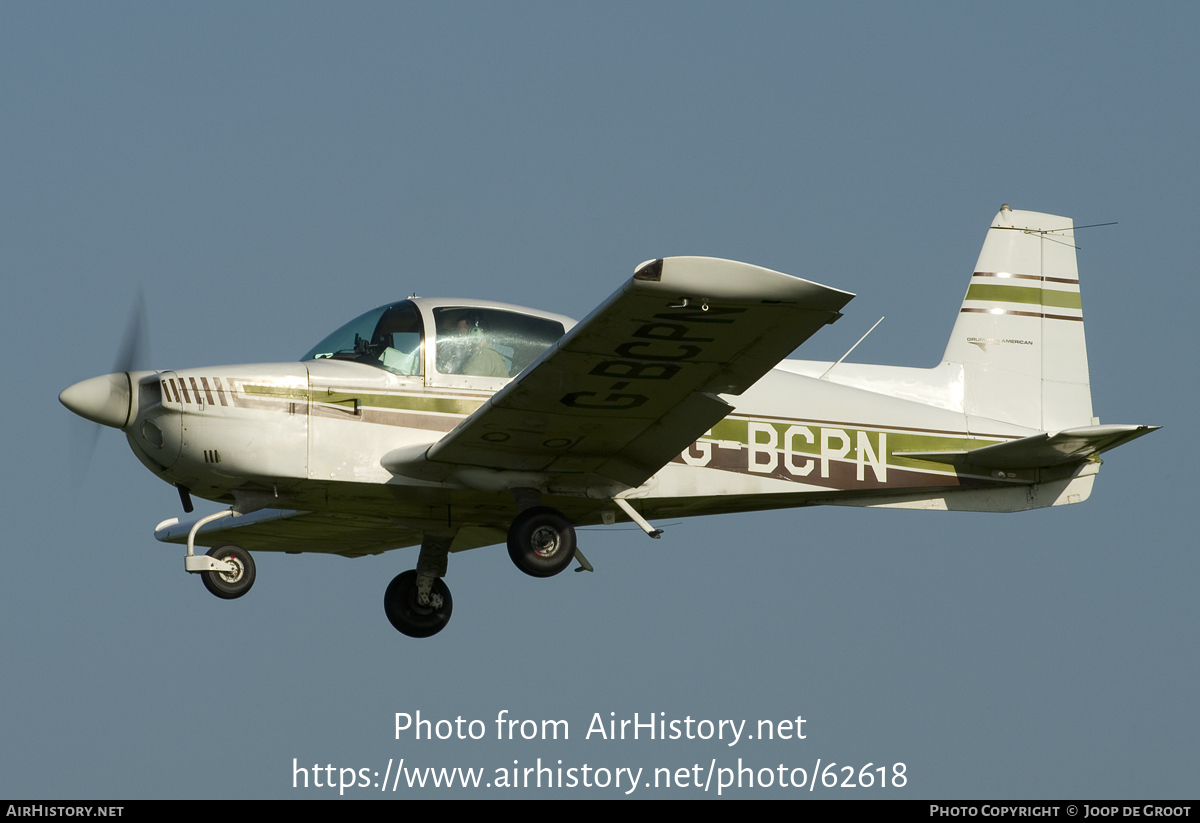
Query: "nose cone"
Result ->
[[60, 373, 132, 429]]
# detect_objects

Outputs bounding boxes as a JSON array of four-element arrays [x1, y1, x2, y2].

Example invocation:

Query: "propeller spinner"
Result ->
[[60, 290, 150, 472]]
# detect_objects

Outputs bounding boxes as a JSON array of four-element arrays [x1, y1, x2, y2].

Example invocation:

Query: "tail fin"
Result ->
[[942, 206, 1093, 432]]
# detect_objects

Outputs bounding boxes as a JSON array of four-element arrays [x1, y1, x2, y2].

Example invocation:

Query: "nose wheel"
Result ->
[[506, 506, 576, 577], [384, 570, 453, 638], [200, 544, 256, 599]]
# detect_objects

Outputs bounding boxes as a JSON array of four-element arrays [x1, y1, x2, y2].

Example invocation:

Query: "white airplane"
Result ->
[[60, 206, 1157, 637]]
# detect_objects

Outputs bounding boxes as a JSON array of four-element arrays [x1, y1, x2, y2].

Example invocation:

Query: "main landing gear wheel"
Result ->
[[506, 506, 577, 578], [384, 570, 453, 638], [200, 544, 256, 600]]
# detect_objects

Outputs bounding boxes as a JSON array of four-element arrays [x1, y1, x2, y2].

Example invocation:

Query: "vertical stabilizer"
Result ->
[[942, 206, 1092, 432]]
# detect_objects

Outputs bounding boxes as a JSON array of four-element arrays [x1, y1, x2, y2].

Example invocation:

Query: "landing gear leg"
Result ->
[[180, 508, 256, 599], [383, 532, 454, 638]]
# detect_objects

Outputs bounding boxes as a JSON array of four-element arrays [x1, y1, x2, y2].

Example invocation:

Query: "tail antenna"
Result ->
[[820, 316, 884, 380]]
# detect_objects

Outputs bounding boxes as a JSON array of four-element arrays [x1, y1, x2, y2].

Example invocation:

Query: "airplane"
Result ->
[[59, 206, 1158, 638]]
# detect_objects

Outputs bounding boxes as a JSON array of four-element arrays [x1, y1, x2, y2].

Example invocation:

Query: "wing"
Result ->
[[384, 256, 854, 493], [154, 509, 506, 557]]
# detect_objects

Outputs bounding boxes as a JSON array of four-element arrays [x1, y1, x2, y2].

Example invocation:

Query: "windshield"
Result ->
[[302, 300, 424, 376]]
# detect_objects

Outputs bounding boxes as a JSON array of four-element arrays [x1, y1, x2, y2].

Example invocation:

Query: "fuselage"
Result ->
[[55, 218, 1155, 642], [123, 354, 1076, 539], [63, 290, 1098, 549], [56, 213, 1149, 640]]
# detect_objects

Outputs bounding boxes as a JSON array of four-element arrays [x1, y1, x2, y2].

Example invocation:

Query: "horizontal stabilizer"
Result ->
[[895, 424, 1159, 469]]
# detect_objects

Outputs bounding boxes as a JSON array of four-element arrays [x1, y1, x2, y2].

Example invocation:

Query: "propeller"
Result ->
[[114, 287, 150, 374], [66, 288, 151, 481]]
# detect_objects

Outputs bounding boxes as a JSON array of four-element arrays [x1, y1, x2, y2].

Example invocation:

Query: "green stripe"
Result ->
[[244, 385, 309, 400], [715, 418, 1005, 472], [328, 391, 482, 416], [965, 284, 1082, 310], [245, 384, 483, 416]]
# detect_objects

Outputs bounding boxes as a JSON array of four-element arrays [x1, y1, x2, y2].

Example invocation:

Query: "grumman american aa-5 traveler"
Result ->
[[60, 206, 1158, 637]]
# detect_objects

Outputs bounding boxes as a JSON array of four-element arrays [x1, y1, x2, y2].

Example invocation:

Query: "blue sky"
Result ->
[[2, 3, 1195, 798]]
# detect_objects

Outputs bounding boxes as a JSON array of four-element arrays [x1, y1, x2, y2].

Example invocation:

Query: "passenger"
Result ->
[[453, 312, 508, 377]]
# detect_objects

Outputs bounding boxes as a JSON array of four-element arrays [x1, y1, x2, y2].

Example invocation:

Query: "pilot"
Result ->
[[451, 312, 508, 378], [370, 304, 422, 376]]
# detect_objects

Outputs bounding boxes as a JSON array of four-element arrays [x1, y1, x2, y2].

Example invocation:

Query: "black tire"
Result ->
[[383, 570, 453, 638], [200, 544, 256, 600], [506, 506, 576, 578]]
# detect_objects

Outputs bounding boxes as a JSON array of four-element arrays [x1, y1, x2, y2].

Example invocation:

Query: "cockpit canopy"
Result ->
[[302, 299, 569, 380]]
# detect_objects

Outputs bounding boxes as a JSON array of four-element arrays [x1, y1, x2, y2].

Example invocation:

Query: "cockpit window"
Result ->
[[433, 308, 565, 378], [302, 300, 424, 376]]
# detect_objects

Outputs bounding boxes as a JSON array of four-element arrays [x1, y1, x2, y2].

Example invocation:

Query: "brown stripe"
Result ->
[[973, 272, 1044, 283], [183, 382, 1008, 442], [199, 377, 217, 407], [730, 412, 1009, 440], [668, 448, 1002, 491], [406, 388, 491, 399], [973, 271, 1079, 285], [163, 379, 176, 403], [230, 395, 299, 414], [231, 391, 467, 433], [310, 385, 492, 400], [959, 307, 1082, 322], [189, 377, 203, 405], [960, 307, 1044, 318], [310, 405, 461, 432], [176, 378, 190, 403], [212, 376, 229, 406]]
